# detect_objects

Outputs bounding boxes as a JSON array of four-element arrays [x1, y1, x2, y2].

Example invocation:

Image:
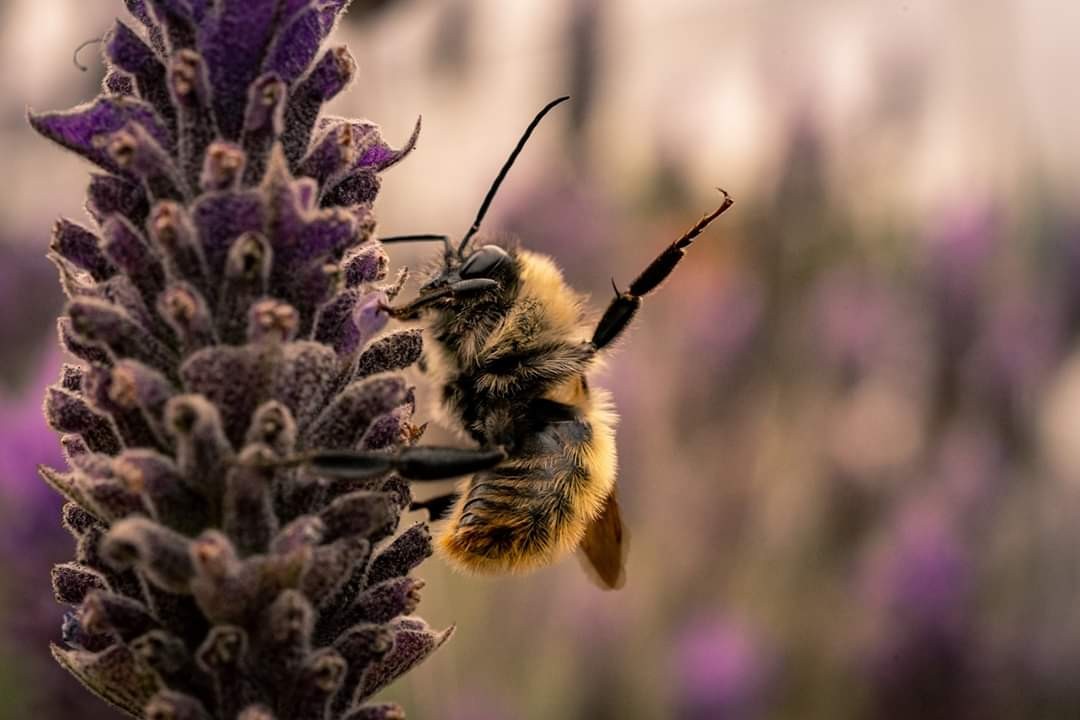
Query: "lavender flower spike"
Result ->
[[30, 2, 441, 718]]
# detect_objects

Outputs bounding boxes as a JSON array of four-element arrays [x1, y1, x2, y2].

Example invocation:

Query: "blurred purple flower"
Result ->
[[443, 690, 513, 720], [0, 348, 123, 719], [1055, 215, 1080, 338], [672, 615, 772, 720], [856, 501, 985, 719], [0, 350, 65, 525], [684, 270, 762, 377], [968, 288, 1062, 440], [866, 506, 968, 632], [924, 200, 999, 389], [427, 0, 474, 81], [811, 268, 905, 378], [933, 422, 1003, 521], [925, 200, 997, 311], [0, 242, 64, 390], [498, 173, 617, 279]]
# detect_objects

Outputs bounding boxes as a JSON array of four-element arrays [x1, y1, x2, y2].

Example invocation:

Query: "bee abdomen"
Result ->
[[440, 486, 568, 571], [437, 430, 600, 573], [433, 381, 618, 575]]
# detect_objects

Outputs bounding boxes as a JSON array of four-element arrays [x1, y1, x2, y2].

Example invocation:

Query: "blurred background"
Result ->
[[3, 0, 1080, 718]]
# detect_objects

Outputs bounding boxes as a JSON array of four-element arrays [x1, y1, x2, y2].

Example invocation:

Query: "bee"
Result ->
[[300, 97, 732, 588]]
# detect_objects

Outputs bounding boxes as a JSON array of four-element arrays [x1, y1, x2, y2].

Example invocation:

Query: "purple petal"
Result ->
[[59, 317, 112, 367], [100, 215, 167, 308], [298, 122, 358, 186], [199, 0, 279, 139], [100, 121, 186, 201], [366, 522, 432, 586], [314, 290, 387, 357], [103, 69, 136, 97], [86, 173, 150, 227], [342, 243, 389, 286], [282, 47, 357, 165], [262, 4, 323, 85], [140, 2, 195, 54], [67, 297, 178, 375], [269, 341, 338, 429], [293, 208, 357, 265], [304, 375, 410, 451], [148, 200, 210, 292], [351, 577, 424, 625], [29, 97, 172, 177], [190, 190, 266, 287], [186, 0, 211, 22], [319, 492, 397, 545], [353, 330, 422, 380], [50, 218, 116, 281], [158, 282, 217, 353], [358, 619, 453, 701], [241, 73, 287, 184], [322, 170, 380, 209], [124, 0, 166, 54], [358, 116, 421, 172], [106, 20, 173, 127], [179, 345, 268, 446], [318, 0, 351, 35], [299, 536, 371, 610], [280, 262, 342, 334], [168, 50, 217, 190], [51, 644, 159, 718]]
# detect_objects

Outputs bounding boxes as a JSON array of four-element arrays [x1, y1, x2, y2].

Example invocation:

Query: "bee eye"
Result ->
[[459, 245, 509, 279]]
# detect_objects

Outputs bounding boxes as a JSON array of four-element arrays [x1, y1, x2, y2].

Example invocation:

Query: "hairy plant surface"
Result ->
[[30, 1, 444, 718]]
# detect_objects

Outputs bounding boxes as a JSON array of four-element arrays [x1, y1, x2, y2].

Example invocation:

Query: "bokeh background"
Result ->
[[3, 1, 1080, 718]]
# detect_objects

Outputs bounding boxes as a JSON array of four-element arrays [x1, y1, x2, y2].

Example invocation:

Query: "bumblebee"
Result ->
[[302, 97, 732, 588]]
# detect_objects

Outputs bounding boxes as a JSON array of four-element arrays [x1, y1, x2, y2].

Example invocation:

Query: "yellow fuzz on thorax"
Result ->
[[513, 250, 587, 340]]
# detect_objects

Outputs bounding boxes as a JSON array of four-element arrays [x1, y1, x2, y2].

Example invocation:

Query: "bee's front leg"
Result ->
[[380, 279, 500, 319], [410, 492, 459, 521]]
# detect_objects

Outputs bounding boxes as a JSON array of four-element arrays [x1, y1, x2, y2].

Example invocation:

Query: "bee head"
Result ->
[[380, 97, 569, 318], [458, 244, 512, 280], [418, 243, 516, 303], [424, 96, 569, 300]]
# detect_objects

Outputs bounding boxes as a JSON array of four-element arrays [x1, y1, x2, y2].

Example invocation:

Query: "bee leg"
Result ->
[[591, 189, 733, 350], [300, 445, 507, 482], [381, 279, 500, 319], [479, 341, 597, 396], [410, 492, 459, 521]]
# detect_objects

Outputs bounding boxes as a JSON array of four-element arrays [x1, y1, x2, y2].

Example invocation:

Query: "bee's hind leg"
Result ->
[[411, 492, 459, 521], [591, 189, 733, 351], [299, 445, 507, 482]]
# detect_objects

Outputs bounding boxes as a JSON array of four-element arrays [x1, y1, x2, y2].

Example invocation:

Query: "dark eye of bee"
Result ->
[[459, 245, 509, 279]]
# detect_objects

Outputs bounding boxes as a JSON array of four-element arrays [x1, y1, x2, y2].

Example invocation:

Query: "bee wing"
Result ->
[[577, 491, 629, 590]]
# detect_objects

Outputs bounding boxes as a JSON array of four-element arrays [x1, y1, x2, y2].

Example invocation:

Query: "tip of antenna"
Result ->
[[456, 95, 573, 257]]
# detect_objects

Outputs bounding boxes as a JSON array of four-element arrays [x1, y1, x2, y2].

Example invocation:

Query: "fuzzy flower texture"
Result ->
[[28, 1, 443, 718]]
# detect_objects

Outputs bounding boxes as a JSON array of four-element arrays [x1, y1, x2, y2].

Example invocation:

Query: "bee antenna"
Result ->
[[457, 95, 570, 258]]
